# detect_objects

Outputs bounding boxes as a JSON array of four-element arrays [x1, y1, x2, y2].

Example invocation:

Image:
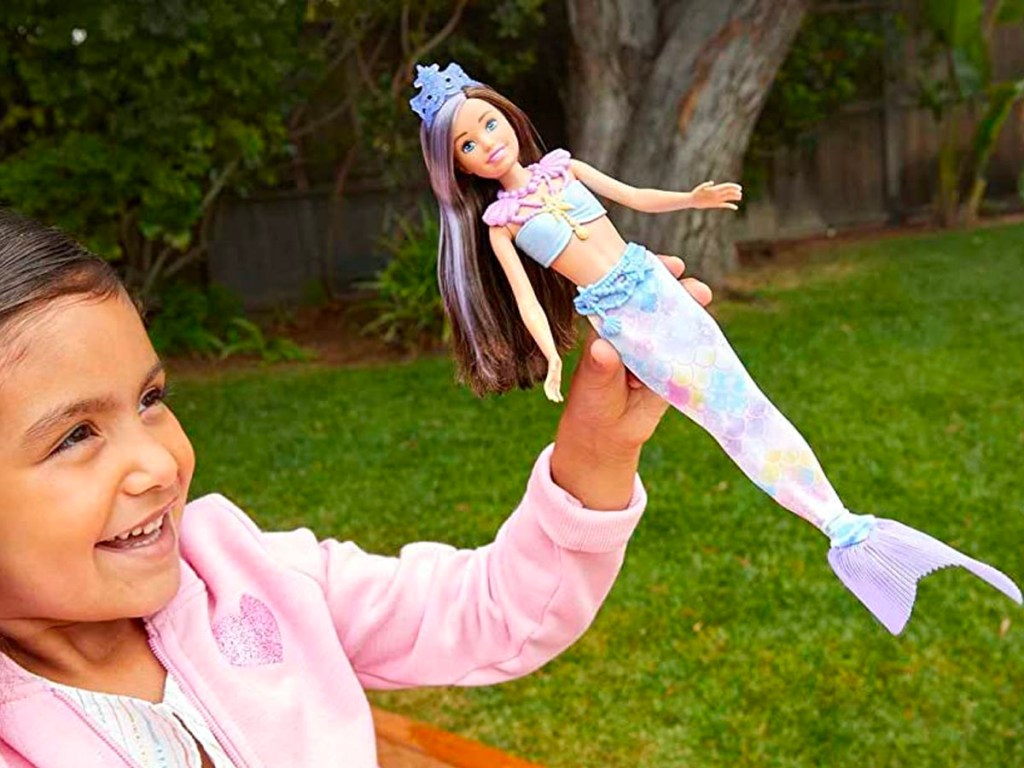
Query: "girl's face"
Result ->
[[0, 293, 195, 630], [451, 97, 520, 179]]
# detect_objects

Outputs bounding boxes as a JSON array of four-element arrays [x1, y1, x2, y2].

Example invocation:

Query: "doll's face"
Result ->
[[451, 97, 520, 179]]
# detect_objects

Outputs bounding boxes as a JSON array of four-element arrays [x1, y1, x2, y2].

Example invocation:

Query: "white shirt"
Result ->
[[49, 673, 237, 767]]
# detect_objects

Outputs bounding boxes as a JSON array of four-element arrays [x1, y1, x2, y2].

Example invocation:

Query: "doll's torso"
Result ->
[[483, 149, 628, 286]]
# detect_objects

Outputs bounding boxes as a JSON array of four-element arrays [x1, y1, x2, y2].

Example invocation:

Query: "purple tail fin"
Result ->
[[827, 518, 1022, 635]]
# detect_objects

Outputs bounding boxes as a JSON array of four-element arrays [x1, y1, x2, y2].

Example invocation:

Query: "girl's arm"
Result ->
[[490, 226, 563, 402], [251, 445, 645, 690], [570, 158, 741, 214]]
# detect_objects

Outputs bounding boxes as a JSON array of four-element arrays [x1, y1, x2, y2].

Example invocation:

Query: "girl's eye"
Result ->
[[485, 118, 498, 132], [460, 139, 476, 154], [139, 384, 171, 412], [49, 384, 172, 457], [53, 423, 95, 455]]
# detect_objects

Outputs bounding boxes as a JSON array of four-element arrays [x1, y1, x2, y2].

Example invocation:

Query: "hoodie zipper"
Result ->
[[51, 688, 140, 767], [144, 619, 252, 768]]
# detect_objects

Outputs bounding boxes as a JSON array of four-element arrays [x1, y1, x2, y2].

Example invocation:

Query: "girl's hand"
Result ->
[[688, 181, 743, 211], [550, 255, 711, 509], [544, 356, 564, 403]]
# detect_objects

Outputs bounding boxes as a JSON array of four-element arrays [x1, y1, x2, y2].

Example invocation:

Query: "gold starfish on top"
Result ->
[[538, 191, 589, 240]]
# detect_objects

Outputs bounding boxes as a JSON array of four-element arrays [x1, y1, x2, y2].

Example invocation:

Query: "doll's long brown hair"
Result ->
[[420, 85, 578, 396]]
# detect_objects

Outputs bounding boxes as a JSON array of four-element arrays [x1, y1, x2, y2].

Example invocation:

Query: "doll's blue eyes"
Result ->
[[460, 119, 499, 154]]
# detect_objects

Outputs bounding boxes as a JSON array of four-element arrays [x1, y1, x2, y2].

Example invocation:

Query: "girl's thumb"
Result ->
[[583, 337, 626, 390]]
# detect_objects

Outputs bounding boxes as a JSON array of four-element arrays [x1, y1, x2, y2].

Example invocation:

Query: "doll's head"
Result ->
[[0, 210, 194, 649], [413, 63, 578, 396]]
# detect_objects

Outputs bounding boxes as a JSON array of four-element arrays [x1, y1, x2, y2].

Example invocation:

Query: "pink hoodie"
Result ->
[[0, 445, 645, 766]]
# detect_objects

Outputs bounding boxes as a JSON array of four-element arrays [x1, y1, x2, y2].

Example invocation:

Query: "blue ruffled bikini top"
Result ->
[[482, 149, 606, 268]]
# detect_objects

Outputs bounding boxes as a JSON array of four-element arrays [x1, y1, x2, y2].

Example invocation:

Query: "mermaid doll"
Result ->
[[410, 62, 1021, 634]]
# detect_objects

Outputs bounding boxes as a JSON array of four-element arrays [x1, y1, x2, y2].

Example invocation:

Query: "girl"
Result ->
[[411, 62, 1021, 635], [0, 207, 709, 766]]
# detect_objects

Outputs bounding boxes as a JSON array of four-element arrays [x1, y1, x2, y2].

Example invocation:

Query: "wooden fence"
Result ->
[[732, 17, 1024, 242]]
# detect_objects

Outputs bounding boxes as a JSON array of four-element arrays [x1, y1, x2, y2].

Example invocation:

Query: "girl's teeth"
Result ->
[[108, 514, 164, 543]]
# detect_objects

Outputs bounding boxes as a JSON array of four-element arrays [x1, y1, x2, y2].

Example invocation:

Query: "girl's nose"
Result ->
[[122, 430, 180, 496]]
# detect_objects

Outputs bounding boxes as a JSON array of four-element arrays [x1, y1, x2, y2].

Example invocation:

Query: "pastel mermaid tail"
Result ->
[[574, 243, 1022, 634]]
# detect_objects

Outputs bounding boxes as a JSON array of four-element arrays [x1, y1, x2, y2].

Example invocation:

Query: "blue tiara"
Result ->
[[410, 62, 479, 128]]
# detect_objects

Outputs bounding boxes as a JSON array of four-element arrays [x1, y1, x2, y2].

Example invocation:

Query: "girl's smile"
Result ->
[[95, 499, 177, 559]]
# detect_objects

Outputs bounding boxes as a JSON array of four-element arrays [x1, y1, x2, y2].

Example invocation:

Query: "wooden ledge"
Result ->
[[373, 706, 544, 768]]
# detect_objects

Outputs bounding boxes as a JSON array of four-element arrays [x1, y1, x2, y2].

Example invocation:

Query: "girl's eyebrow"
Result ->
[[21, 360, 166, 447], [453, 110, 495, 144]]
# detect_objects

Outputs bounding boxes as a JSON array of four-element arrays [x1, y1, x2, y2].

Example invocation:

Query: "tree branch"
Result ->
[[161, 244, 207, 283], [355, 31, 390, 91], [140, 244, 175, 299], [200, 157, 240, 214], [393, 0, 470, 96], [400, 2, 411, 59], [291, 92, 358, 139]]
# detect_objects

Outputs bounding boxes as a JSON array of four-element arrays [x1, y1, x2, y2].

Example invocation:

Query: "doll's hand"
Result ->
[[550, 255, 711, 509], [544, 356, 564, 403], [688, 181, 743, 211]]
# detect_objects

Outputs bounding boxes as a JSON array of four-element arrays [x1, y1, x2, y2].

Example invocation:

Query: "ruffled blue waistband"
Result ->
[[572, 243, 654, 335]]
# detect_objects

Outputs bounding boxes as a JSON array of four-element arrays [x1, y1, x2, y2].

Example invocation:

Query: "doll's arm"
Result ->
[[570, 159, 741, 213], [490, 226, 563, 402]]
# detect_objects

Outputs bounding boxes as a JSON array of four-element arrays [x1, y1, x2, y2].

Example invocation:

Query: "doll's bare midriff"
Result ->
[[501, 173, 628, 287], [547, 214, 628, 286], [503, 215, 626, 287]]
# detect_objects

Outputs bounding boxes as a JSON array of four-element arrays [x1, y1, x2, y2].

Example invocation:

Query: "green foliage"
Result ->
[[912, 0, 1024, 223], [358, 206, 446, 350], [915, 0, 989, 113], [972, 79, 1024, 163], [752, 10, 886, 149], [448, 0, 548, 85], [147, 281, 314, 363], [920, 0, 988, 90], [215, 317, 316, 364], [996, 0, 1024, 23], [745, 8, 887, 194], [297, 0, 552, 188], [0, 1, 308, 288], [146, 282, 245, 357]]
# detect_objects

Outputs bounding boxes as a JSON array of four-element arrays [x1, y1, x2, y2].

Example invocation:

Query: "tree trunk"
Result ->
[[566, 0, 808, 283]]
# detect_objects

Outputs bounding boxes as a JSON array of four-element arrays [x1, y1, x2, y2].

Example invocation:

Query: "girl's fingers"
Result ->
[[683, 277, 713, 306], [655, 254, 685, 278], [654, 255, 712, 306]]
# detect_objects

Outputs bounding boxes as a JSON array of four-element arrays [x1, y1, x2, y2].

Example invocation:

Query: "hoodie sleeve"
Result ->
[[261, 443, 646, 690]]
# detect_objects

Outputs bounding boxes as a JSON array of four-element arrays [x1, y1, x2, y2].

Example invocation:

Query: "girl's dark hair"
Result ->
[[0, 209, 127, 353], [421, 85, 579, 396]]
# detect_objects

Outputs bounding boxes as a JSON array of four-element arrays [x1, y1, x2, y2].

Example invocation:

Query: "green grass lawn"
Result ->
[[175, 223, 1024, 768]]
